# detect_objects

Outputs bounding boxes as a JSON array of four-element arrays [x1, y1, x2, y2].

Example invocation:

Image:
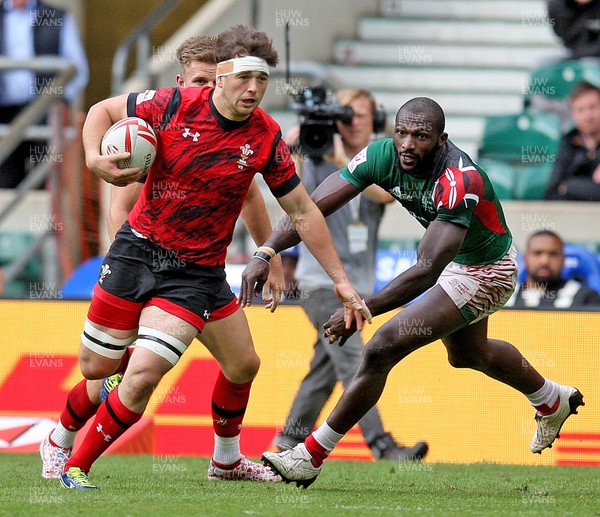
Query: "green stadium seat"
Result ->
[[478, 112, 562, 200], [513, 163, 554, 200], [478, 112, 562, 164], [524, 60, 600, 103], [476, 158, 518, 200], [0, 231, 41, 298]]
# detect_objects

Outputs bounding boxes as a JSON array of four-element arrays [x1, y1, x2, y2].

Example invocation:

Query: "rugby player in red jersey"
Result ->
[[246, 97, 584, 488], [50, 25, 371, 490], [40, 35, 289, 484]]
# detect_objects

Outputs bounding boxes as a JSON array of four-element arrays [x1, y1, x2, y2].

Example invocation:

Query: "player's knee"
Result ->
[[79, 353, 117, 380], [362, 338, 393, 373], [122, 366, 162, 403], [222, 351, 260, 383], [80, 321, 135, 378], [446, 351, 476, 369]]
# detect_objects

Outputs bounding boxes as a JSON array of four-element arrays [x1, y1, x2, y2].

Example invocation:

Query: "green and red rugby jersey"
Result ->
[[341, 139, 512, 265]]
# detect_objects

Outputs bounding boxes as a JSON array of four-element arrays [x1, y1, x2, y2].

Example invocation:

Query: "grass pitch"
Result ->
[[1, 454, 598, 516]]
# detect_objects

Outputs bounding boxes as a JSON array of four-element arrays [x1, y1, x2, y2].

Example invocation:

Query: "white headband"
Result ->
[[216, 56, 270, 77]]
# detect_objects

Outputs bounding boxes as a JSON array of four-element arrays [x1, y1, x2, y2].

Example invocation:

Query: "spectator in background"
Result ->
[[0, 0, 88, 188], [548, 0, 600, 59], [544, 81, 600, 201], [274, 88, 428, 461], [505, 230, 600, 309]]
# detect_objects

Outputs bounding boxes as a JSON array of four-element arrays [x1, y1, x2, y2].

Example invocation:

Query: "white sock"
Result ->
[[312, 422, 344, 451], [50, 421, 77, 449], [526, 379, 560, 412], [213, 434, 241, 466]]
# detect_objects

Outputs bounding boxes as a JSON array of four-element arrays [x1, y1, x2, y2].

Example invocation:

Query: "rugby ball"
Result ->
[[100, 117, 157, 174]]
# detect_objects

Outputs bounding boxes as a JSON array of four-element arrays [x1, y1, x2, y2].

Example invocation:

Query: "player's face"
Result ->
[[524, 235, 564, 284], [216, 71, 269, 121], [571, 89, 600, 137], [393, 111, 447, 174], [176, 60, 216, 88], [336, 96, 374, 150]]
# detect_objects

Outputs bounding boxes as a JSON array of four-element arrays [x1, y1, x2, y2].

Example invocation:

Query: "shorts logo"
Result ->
[[203, 310, 211, 320], [98, 263, 111, 284], [182, 128, 200, 141], [237, 144, 254, 169]]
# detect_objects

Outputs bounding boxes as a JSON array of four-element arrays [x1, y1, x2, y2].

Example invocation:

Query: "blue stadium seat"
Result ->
[[517, 245, 600, 294], [374, 249, 417, 294], [61, 255, 103, 299]]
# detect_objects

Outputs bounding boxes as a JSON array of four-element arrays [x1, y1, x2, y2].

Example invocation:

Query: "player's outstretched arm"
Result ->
[[240, 172, 361, 312], [82, 94, 142, 186], [324, 220, 467, 342], [272, 181, 371, 326]]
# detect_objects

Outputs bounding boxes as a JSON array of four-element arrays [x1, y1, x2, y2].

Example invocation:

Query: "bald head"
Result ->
[[396, 97, 445, 135]]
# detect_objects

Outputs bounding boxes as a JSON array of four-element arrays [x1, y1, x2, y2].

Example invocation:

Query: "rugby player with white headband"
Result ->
[[55, 24, 371, 490]]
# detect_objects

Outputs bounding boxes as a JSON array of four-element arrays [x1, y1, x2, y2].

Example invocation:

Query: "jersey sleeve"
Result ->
[[126, 88, 176, 127], [433, 166, 485, 228], [263, 133, 301, 197], [340, 139, 394, 191]]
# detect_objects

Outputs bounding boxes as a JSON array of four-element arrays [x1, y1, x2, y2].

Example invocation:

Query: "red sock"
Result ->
[[211, 370, 251, 437], [305, 434, 330, 468], [65, 387, 142, 473], [57, 379, 99, 433]]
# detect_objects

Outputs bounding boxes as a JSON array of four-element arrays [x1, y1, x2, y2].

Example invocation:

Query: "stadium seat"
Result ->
[[374, 249, 417, 294], [478, 112, 562, 164], [478, 112, 561, 200], [60, 255, 103, 299], [517, 245, 600, 294], [476, 158, 518, 200], [513, 163, 554, 200], [524, 59, 600, 103], [0, 231, 41, 297]]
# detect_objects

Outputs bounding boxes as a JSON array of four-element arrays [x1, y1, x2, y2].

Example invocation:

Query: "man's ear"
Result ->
[[439, 132, 448, 146], [176, 75, 185, 88], [216, 76, 224, 89]]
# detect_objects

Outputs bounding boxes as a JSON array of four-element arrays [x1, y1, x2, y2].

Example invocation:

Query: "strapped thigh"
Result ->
[[135, 325, 189, 366], [81, 320, 136, 359]]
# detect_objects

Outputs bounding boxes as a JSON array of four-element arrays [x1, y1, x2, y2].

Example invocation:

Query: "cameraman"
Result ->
[[275, 88, 429, 461]]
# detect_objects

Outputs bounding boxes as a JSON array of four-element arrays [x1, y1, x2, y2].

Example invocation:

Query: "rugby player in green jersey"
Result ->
[[241, 97, 584, 487]]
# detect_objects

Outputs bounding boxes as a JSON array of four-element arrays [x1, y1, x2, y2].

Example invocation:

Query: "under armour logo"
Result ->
[[203, 310, 211, 319], [96, 423, 112, 442], [182, 128, 200, 141]]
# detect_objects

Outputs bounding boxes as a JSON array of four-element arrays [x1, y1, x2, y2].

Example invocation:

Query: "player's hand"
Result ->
[[262, 255, 284, 312], [333, 282, 372, 331], [323, 307, 356, 346], [240, 256, 270, 308], [87, 152, 142, 187]]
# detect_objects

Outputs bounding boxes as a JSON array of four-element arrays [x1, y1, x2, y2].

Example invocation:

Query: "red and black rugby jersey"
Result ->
[[126, 87, 299, 266]]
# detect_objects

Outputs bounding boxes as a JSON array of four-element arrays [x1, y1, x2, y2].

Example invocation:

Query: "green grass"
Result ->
[[1, 454, 599, 516]]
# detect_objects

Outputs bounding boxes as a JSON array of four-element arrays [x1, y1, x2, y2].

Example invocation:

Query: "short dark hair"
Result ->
[[569, 81, 600, 103], [396, 97, 445, 134], [527, 230, 564, 248], [215, 25, 278, 67]]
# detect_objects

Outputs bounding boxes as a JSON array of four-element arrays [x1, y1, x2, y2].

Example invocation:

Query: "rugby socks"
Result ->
[[51, 379, 99, 448], [526, 379, 560, 416], [211, 370, 251, 466], [305, 422, 344, 467], [65, 387, 142, 473]]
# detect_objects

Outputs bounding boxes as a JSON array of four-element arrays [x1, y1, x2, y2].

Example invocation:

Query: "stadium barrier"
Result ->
[[0, 301, 598, 466]]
